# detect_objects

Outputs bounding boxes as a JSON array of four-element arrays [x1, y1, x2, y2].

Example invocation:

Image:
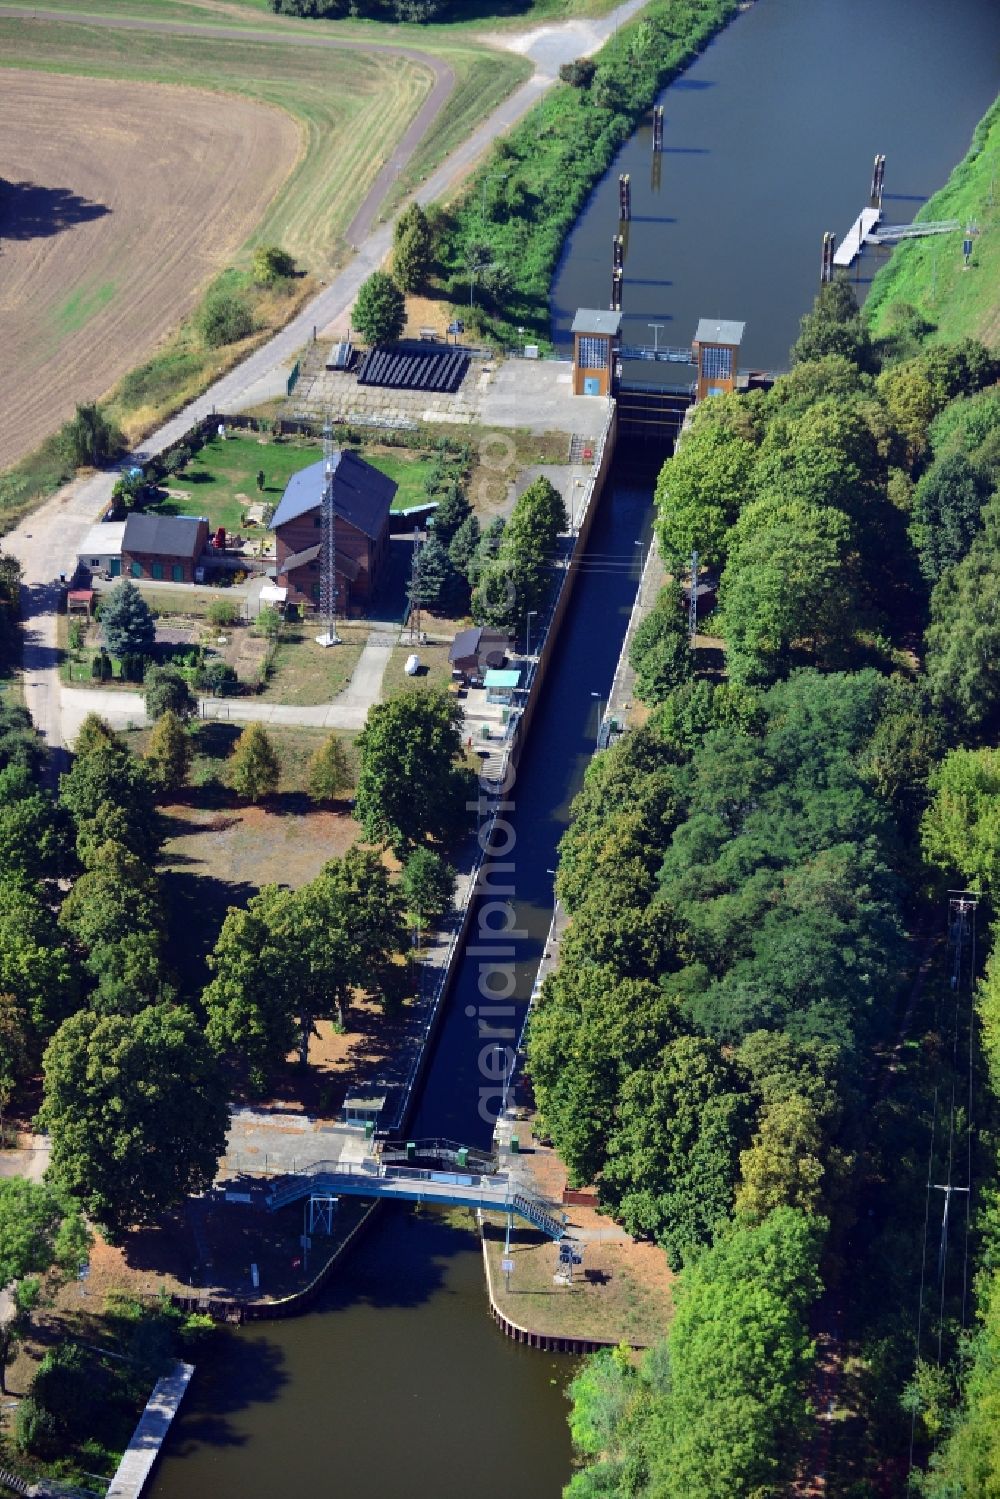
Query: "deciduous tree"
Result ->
[[400, 846, 455, 929], [355, 689, 467, 855], [718, 497, 855, 685], [0, 1179, 89, 1393], [599, 1035, 746, 1266], [41, 1003, 228, 1238], [353, 270, 405, 345], [790, 278, 874, 371], [61, 404, 121, 469], [144, 664, 196, 722], [628, 581, 692, 705], [60, 742, 159, 864], [307, 734, 353, 804]]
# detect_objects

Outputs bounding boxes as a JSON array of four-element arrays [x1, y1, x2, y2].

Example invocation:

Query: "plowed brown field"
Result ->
[[0, 69, 301, 468]]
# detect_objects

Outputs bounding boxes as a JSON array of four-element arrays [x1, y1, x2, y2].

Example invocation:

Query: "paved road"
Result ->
[[60, 634, 396, 742], [3, 0, 651, 748]]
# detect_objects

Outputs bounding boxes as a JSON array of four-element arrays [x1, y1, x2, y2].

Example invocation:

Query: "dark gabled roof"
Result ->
[[280, 543, 322, 571], [280, 543, 360, 581], [449, 626, 509, 665], [122, 512, 205, 559], [271, 451, 396, 540]]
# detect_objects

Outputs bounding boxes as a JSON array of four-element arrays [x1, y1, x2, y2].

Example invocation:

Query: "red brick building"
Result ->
[[121, 513, 209, 583], [272, 452, 396, 613]]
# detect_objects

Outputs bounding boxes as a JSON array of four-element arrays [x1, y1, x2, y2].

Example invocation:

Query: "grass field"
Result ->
[[0, 0, 621, 29], [382, 637, 457, 700], [0, 8, 528, 520], [866, 97, 1000, 350], [162, 431, 445, 524], [0, 18, 434, 272]]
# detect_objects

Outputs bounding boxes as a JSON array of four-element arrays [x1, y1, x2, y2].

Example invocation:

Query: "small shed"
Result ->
[[484, 667, 521, 705], [572, 308, 622, 398], [257, 583, 288, 614], [448, 626, 510, 684], [67, 589, 95, 617], [341, 1092, 386, 1134]]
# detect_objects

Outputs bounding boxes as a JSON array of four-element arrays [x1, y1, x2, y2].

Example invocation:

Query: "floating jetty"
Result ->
[[106, 1362, 195, 1499], [832, 205, 882, 267]]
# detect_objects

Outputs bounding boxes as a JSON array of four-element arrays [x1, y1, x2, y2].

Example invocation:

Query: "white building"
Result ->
[[77, 522, 126, 578]]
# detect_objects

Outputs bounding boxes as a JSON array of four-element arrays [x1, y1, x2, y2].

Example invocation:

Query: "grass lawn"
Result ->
[[258, 622, 369, 706], [162, 433, 322, 532], [364, 448, 437, 511], [163, 434, 448, 525], [133, 584, 249, 618], [481, 1215, 673, 1347], [382, 636, 457, 700]]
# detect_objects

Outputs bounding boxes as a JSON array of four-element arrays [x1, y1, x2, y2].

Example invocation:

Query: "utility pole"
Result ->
[[317, 421, 341, 647], [688, 549, 699, 641], [408, 527, 423, 644]]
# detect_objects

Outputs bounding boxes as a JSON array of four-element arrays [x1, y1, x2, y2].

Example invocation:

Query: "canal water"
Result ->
[[150, 4, 1000, 1495], [552, 0, 1000, 373]]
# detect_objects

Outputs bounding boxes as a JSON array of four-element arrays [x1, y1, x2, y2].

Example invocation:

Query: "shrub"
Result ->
[[197, 659, 237, 697], [15, 1395, 60, 1459], [251, 245, 296, 285], [353, 271, 406, 346], [208, 599, 240, 628], [559, 58, 596, 87], [255, 606, 283, 639], [200, 291, 255, 349]]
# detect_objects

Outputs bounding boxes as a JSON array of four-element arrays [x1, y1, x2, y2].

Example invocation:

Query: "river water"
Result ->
[[150, 4, 1000, 1496]]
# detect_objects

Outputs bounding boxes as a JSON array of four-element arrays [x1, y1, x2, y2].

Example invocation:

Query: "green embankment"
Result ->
[[435, 0, 740, 347], [866, 96, 1000, 349]]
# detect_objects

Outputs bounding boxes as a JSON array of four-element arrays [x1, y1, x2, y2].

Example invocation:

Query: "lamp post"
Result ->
[[591, 690, 603, 747], [525, 609, 538, 660], [482, 170, 510, 230], [648, 322, 664, 354], [572, 478, 584, 535], [634, 538, 646, 577]]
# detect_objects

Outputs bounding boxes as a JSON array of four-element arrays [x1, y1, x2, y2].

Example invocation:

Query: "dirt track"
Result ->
[[0, 69, 300, 469]]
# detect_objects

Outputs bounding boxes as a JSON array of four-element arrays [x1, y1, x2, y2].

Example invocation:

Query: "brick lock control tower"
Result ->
[[692, 318, 745, 402], [572, 308, 622, 398]]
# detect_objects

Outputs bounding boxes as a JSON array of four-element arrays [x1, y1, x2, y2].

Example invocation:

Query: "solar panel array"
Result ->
[[356, 341, 470, 394]]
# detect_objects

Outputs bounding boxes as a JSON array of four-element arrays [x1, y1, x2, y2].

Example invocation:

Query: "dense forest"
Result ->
[[531, 280, 1000, 1493]]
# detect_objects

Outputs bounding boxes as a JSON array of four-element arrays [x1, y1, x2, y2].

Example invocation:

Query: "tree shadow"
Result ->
[[0, 179, 111, 240], [162, 869, 256, 1001], [158, 1331, 289, 1451]]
